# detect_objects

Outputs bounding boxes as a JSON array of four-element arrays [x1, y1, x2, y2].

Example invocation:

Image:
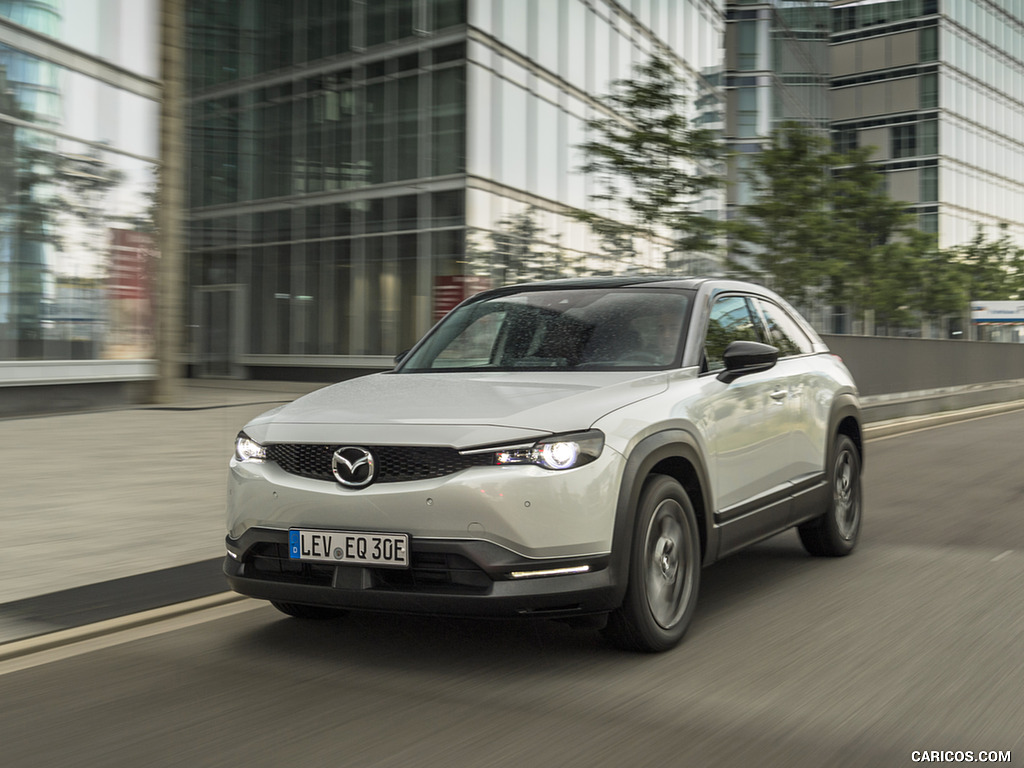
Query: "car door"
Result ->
[[696, 293, 793, 556], [753, 297, 832, 514]]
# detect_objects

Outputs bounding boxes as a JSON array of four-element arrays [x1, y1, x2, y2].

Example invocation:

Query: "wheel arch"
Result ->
[[610, 430, 717, 603], [829, 394, 864, 470]]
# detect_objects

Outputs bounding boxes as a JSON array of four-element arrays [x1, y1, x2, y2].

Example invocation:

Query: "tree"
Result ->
[[864, 231, 934, 333], [949, 224, 1024, 301], [726, 124, 834, 306], [826, 148, 926, 309], [490, 208, 541, 284], [915, 248, 967, 327], [466, 207, 581, 285], [729, 122, 940, 330], [573, 54, 724, 266]]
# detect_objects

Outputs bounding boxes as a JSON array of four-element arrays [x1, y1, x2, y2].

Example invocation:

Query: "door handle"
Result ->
[[770, 390, 788, 401]]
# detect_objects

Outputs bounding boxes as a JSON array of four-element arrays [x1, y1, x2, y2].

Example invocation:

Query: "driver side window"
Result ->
[[703, 295, 765, 372]]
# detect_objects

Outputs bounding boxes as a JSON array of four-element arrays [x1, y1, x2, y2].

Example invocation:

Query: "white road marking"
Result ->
[[0, 593, 264, 676], [991, 550, 1014, 563], [867, 405, 1024, 442]]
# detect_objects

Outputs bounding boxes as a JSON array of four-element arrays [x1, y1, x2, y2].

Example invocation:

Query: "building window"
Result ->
[[434, 0, 467, 31], [920, 119, 938, 155], [920, 72, 938, 108], [432, 190, 464, 227], [395, 76, 419, 181], [919, 211, 938, 234], [432, 65, 466, 176], [834, 7, 855, 33], [892, 124, 917, 158], [832, 1, 940, 34], [737, 87, 758, 138], [833, 127, 858, 154], [919, 26, 938, 62], [737, 20, 758, 70], [920, 166, 938, 202]]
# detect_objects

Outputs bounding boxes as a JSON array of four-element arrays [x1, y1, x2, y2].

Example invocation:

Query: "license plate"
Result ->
[[289, 529, 409, 568]]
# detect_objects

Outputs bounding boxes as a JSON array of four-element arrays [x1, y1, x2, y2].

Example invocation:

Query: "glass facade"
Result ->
[[723, 1, 831, 212], [830, 0, 1024, 249], [185, 0, 725, 375], [0, 1, 160, 367]]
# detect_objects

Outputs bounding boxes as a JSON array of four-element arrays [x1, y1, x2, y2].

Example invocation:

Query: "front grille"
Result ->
[[246, 542, 335, 586], [266, 444, 494, 483], [244, 543, 492, 593], [372, 552, 492, 592]]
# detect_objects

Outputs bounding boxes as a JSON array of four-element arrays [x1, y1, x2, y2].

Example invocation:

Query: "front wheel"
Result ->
[[798, 434, 862, 557], [603, 475, 701, 653]]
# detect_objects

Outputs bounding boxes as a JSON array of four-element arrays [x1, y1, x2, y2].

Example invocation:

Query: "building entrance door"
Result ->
[[196, 285, 245, 378]]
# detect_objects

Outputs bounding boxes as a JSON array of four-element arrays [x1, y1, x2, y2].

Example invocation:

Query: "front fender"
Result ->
[[828, 393, 863, 470], [608, 430, 716, 605]]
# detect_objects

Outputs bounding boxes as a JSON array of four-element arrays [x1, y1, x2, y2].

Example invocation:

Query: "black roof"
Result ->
[[474, 275, 714, 300]]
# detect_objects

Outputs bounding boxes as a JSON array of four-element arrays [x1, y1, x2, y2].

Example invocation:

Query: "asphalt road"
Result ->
[[2, 410, 1022, 768]]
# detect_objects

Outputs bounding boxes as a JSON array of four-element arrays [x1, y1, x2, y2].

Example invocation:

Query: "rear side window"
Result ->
[[703, 295, 765, 372], [756, 300, 814, 357]]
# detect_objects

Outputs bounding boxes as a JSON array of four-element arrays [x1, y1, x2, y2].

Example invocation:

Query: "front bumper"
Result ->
[[224, 528, 622, 619], [227, 446, 624, 559]]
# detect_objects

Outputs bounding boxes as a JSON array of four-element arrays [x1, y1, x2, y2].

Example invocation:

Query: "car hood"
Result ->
[[244, 370, 668, 448]]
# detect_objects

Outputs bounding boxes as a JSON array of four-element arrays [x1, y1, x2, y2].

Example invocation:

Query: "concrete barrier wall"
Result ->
[[5, 336, 1024, 419], [821, 335, 1024, 397]]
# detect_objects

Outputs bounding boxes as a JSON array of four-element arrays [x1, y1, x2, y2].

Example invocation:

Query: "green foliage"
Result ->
[[467, 207, 581, 284], [574, 81, 1024, 333], [916, 248, 967, 321], [573, 55, 724, 262], [489, 209, 542, 282], [726, 124, 834, 306], [729, 122, 946, 328], [947, 224, 1024, 301]]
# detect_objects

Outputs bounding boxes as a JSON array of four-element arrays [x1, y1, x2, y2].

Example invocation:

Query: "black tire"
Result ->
[[602, 474, 701, 653], [270, 601, 349, 620], [798, 434, 862, 557]]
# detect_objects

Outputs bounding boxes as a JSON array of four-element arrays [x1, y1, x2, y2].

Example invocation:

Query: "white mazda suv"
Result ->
[[225, 277, 862, 652]]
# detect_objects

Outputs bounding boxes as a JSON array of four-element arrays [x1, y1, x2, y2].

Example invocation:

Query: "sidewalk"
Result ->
[[0, 380, 324, 609]]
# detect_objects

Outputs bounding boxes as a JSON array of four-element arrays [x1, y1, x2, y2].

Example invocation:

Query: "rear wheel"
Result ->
[[270, 601, 349, 620], [603, 474, 701, 653], [798, 434, 862, 557]]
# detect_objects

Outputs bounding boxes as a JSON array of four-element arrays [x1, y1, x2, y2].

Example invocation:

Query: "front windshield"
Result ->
[[399, 288, 692, 372]]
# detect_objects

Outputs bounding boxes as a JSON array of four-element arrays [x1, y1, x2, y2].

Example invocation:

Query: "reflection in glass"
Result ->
[[705, 295, 762, 371], [401, 288, 692, 372], [499, 78, 527, 190], [181, 0, 729, 364], [433, 65, 466, 176], [0, 36, 157, 361]]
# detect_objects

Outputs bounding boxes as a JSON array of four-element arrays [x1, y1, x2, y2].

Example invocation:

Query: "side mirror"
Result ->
[[716, 340, 779, 383]]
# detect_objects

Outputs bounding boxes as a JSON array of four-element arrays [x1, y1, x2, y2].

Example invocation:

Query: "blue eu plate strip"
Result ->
[[289, 530, 300, 559]]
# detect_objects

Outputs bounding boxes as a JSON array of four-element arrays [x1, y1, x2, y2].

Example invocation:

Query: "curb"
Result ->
[[864, 398, 1024, 439]]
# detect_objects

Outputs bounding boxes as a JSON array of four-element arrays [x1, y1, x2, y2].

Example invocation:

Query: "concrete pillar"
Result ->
[[153, 0, 187, 403]]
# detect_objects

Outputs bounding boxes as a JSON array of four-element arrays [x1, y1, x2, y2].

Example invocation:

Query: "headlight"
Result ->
[[234, 432, 266, 462], [485, 430, 604, 471]]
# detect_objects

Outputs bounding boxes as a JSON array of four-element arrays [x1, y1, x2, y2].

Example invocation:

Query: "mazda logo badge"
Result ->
[[332, 447, 375, 488]]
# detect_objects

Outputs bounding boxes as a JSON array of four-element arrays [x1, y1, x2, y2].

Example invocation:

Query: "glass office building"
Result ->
[[185, 0, 725, 378], [830, 0, 1024, 249], [0, 0, 161, 392], [723, 1, 831, 212]]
